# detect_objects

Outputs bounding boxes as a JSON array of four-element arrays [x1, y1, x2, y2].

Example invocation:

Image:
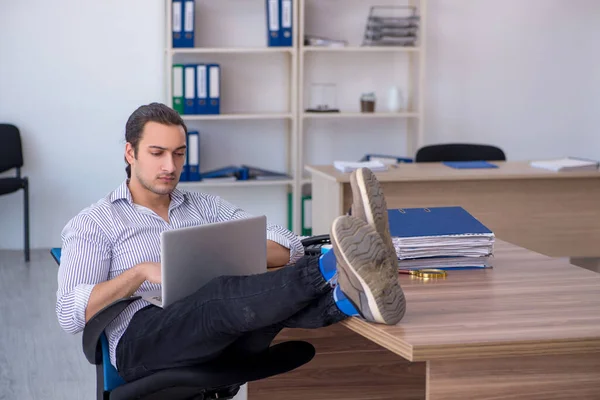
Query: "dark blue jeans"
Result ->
[[116, 255, 346, 382]]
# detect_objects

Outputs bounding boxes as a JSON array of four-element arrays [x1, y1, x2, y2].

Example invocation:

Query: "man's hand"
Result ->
[[141, 262, 162, 284]]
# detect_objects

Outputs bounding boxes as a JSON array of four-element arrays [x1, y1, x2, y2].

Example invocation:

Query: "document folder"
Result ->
[[207, 64, 220, 114], [172, 0, 184, 48], [187, 131, 200, 181], [183, 64, 196, 114], [195, 64, 208, 114], [172, 64, 184, 114], [266, 0, 280, 46], [182, 0, 195, 47], [388, 206, 495, 260], [388, 206, 493, 238], [280, 0, 293, 46]]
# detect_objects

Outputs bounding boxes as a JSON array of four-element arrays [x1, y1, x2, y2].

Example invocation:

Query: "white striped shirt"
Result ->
[[56, 180, 304, 369]]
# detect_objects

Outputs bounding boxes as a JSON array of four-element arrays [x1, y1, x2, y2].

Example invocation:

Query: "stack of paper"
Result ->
[[530, 157, 599, 172], [388, 206, 495, 270], [397, 255, 492, 270], [333, 160, 388, 173]]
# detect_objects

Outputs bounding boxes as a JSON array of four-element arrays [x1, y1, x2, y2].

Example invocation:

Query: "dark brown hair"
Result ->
[[124, 103, 187, 178]]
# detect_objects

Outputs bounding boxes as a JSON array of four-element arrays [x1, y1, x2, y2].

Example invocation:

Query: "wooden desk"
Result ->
[[305, 161, 600, 258], [250, 241, 600, 399]]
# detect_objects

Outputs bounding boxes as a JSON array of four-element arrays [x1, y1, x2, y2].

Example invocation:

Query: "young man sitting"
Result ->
[[56, 102, 406, 382]]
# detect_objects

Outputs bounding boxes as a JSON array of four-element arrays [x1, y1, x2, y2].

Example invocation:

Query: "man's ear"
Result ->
[[125, 143, 136, 165]]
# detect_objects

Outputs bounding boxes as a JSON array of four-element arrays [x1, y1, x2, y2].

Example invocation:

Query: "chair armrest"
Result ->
[[82, 296, 141, 365]]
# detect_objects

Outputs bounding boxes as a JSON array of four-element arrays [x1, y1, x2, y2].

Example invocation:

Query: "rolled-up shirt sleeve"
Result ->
[[56, 213, 111, 334], [214, 196, 304, 264]]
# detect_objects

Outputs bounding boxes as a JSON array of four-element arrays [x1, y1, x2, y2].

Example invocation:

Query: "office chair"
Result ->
[[0, 124, 30, 261], [50, 248, 316, 400], [415, 143, 506, 163]]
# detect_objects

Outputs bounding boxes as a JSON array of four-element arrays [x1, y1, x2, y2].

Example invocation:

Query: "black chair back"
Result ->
[[415, 143, 506, 163], [0, 124, 24, 173]]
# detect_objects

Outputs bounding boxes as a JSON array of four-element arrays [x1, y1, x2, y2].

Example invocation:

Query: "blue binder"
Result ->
[[207, 64, 220, 114], [183, 64, 196, 114], [187, 131, 200, 181], [387, 206, 492, 238], [195, 64, 209, 114], [200, 166, 249, 181], [182, 0, 195, 48], [280, 0, 293, 46], [172, 0, 184, 48], [443, 161, 498, 169], [266, 0, 281, 46]]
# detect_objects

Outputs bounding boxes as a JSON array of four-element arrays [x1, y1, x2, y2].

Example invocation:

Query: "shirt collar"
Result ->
[[110, 179, 186, 210]]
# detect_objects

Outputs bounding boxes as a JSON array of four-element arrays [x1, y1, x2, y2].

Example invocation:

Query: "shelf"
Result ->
[[302, 112, 420, 119], [181, 113, 293, 121], [303, 46, 420, 53], [170, 47, 294, 55], [179, 179, 294, 188]]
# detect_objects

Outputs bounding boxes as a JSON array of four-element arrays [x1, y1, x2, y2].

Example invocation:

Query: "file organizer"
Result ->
[[280, 0, 293, 46], [172, 64, 184, 114], [266, 0, 293, 47], [207, 64, 221, 114], [172, 0, 194, 48], [187, 131, 201, 181], [173, 64, 220, 115], [183, 65, 196, 114], [172, 0, 183, 47], [266, 0, 280, 46], [195, 64, 208, 114]]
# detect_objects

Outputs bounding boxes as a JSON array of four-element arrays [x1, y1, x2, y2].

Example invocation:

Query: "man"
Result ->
[[56, 102, 406, 382]]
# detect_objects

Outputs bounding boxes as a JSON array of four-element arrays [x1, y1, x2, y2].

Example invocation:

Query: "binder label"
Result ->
[[184, 1, 194, 32], [172, 66, 183, 97], [172, 1, 182, 33], [197, 65, 207, 98], [209, 66, 220, 98], [282, 0, 292, 29], [184, 66, 195, 100], [188, 134, 199, 165], [268, 0, 279, 31]]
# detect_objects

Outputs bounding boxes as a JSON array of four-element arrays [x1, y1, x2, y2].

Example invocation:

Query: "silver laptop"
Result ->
[[140, 215, 267, 308]]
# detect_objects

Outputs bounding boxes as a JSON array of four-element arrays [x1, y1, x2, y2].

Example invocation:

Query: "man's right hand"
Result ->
[[141, 262, 162, 284]]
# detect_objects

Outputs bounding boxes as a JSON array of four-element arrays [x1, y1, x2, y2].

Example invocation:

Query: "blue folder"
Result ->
[[279, 0, 293, 46], [443, 160, 498, 169], [387, 206, 492, 238], [266, 0, 281, 46]]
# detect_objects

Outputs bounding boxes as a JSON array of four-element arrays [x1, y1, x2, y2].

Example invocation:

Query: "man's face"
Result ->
[[126, 121, 187, 196]]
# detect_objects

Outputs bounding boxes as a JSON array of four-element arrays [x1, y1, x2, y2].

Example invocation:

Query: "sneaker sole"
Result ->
[[331, 216, 406, 325], [351, 168, 397, 262]]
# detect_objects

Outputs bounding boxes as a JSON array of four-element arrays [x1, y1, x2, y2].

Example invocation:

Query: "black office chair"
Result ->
[[415, 143, 506, 163], [50, 241, 318, 400], [0, 124, 30, 262]]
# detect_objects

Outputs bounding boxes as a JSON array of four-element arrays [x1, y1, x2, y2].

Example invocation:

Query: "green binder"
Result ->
[[172, 64, 184, 114]]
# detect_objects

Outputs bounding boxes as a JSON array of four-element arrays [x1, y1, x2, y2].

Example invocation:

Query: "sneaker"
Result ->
[[350, 167, 397, 263], [330, 215, 406, 325]]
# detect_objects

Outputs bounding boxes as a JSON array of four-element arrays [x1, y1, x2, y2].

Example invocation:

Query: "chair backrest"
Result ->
[[415, 143, 506, 163], [50, 248, 126, 393], [0, 124, 24, 173]]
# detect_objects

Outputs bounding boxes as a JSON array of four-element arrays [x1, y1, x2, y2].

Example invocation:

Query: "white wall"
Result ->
[[1, 0, 600, 250], [0, 0, 166, 250], [424, 0, 600, 160]]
